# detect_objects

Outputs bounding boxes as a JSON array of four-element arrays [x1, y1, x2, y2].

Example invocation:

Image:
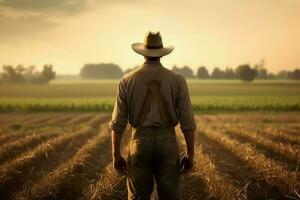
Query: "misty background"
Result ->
[[0, 0, 300, 75]]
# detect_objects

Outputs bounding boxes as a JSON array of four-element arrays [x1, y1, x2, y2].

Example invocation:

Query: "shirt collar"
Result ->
[[143, 60, 162, 67]]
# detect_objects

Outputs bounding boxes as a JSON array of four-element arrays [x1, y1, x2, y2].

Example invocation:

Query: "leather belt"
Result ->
[[131, 125, 175, 135]]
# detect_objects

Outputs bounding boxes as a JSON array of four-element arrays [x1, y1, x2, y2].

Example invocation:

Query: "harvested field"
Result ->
[[0, 112, 299, 200]]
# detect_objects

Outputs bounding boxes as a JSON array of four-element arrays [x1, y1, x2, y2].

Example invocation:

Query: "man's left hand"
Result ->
[[113, 154, 127, 175], [179, 154, 194, 174]]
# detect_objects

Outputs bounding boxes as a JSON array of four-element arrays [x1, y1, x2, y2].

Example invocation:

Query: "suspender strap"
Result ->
[[135, 67, 171, 127]]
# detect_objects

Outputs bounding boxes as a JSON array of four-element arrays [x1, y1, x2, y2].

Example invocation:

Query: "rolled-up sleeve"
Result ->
[[109, 77, 128, 134], [177, 75, 196, 133]]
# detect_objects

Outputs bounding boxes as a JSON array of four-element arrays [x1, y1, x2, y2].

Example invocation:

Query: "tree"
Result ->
[[290, 69, 300, 80], [236, 64, 257, 82], [1, 64, 56, 84], [41, 64, 56, 83], [211, 67, 224, 79], [224, 67, 237, 79], [288, 71, 294, 79], [24, 65, 38, 83], [254, 59, 265, 77], [182, 66, 194, 78], [80, 63, 123, 79], [256, 68, 268, 79], [267, 72, 275, 80], [15, 64, 26, 75], [1, 65, 15, 83], [1, 65, 25, 84], [172, 65, 194, 78], [275, 70, 289, 79], [196, 66, 209, 79], [25, 65, 36, 77]]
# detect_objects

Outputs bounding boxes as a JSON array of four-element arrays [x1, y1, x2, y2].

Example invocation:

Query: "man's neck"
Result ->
[[144, 58, 161, 65], [145, 57, 160, 62], [144, 60, 162, 68]]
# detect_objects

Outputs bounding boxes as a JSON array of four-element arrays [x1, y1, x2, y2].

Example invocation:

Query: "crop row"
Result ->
[[1, 96, 300, 112]]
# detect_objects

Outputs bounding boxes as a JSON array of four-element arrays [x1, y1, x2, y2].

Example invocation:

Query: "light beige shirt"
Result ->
[[109, 60, 196, 134]]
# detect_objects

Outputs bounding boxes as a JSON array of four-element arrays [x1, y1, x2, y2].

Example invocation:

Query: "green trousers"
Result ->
[[126, 127, 181, 200]]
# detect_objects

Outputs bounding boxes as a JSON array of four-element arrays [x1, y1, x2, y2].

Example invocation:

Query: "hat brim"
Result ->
[[132, 43, 174, 57]]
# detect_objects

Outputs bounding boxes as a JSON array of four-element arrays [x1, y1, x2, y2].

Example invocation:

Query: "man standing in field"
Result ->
[[109, 31, 196, 200]]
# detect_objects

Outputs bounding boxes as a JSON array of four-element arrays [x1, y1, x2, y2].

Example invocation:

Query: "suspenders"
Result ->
[[134, 67, 171, 127]]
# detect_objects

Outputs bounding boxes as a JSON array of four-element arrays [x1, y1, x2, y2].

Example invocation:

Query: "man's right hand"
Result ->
[[113, 154, 127, 175]]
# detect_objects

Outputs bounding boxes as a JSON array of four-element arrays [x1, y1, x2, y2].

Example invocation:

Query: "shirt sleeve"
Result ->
[[177, 75, 196, 133], [109, 77, 128, 134]]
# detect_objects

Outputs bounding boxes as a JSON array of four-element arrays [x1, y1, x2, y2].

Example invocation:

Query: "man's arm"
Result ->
[[109, 77, 128, 174], [183, 130, 195, 157], [180, 130, 195, 174], [111, 130, 127, 174], [112, 130, 122, 157], [177, 75, 196, 174]]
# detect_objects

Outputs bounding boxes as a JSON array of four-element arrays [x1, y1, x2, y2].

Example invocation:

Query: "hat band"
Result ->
[[145, 44, 163, 49]]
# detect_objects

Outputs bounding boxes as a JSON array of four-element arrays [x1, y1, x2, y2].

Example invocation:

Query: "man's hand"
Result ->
[[180, 153, 194, 174], [113, 154, 127, 175], [111, 130, 127, 175], [181, 130, 195, 174]]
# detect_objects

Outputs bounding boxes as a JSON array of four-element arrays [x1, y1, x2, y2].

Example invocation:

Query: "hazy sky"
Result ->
[[0, 0, 299, 74]]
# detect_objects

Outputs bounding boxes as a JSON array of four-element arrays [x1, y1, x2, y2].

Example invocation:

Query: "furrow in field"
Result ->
[[24, 114, 108, 131], [203, 127, 300, 198], [0, 132, 22, 146], [0, 130, 38, 147], [0, 115, 17, 126], [0, 126, 98, 199], [85, 114, 111, 129], [0, 131, 60, 164], [198, 132, 284, 199], [221, 124, 300, 170], [0, 114, 10, 125], [21, 113, 63, 124], [32, 114, 78, 126], [275, 125, 300, 137], [19, 114, 49, 123], [65, 113, 95, 126], [82, 127, 131, 200], [23, 113, 62, 125], [0, 114, 38, 126], [262, 125, 300, 146], [230, 123, 300, 147], [176, 129, 244, 200], [84, 163, 127, 200], [15, 121, 111, 200], [0, 115, 63, 141], [0, 126, 67, 147], [195, 114, 272, 125]]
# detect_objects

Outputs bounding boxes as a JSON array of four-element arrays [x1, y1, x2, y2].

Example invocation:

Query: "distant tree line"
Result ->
[[174, 65, 300, 82], [80, 62, 300, 82], [0, 65, 56, 84], [80, 63, 123, 79]]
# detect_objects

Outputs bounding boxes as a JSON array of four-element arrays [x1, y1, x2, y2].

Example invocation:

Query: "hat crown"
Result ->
[[144, 31, 163, 49]]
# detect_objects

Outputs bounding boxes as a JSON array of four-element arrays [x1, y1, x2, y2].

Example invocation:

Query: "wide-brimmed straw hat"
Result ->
[[132, 31, 174, 57]]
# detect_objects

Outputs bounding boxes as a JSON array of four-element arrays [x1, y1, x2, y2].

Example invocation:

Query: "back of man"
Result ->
[[110, 32, 196, 200]]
